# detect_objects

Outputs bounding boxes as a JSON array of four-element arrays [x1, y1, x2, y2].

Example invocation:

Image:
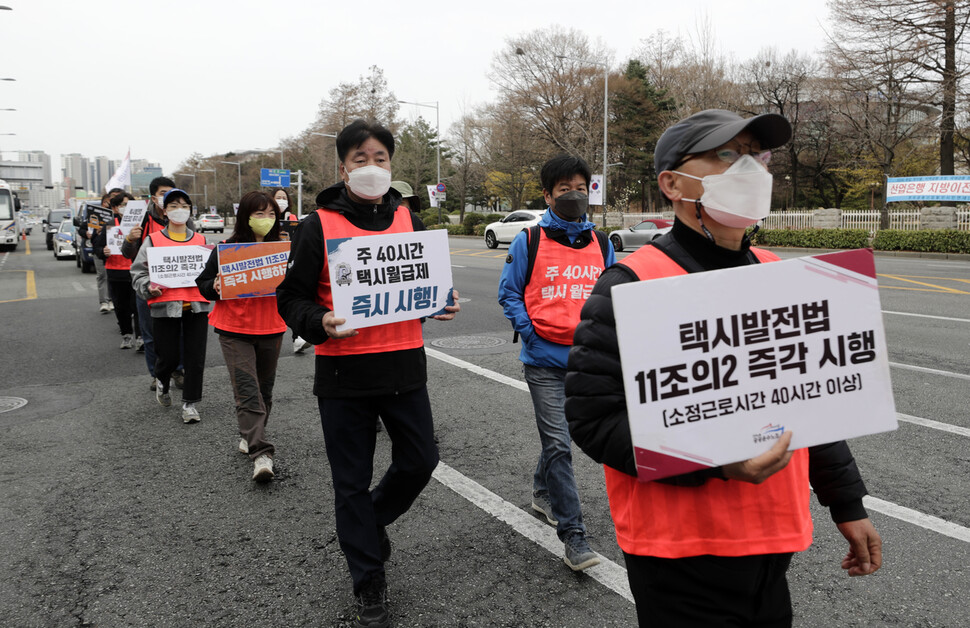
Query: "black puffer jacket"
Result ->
[[564, 219, 870, 523], [276, 182, 428, 398]]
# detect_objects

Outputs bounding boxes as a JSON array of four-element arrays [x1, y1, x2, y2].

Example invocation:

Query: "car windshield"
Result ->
[[0, 191, 12, 220], [50, 210, 71, 223], [58, 221, 75, 234], [634, 222, 656, 231]]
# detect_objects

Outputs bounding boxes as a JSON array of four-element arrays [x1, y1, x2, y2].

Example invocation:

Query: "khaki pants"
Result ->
[[218, 334, 283, 459]]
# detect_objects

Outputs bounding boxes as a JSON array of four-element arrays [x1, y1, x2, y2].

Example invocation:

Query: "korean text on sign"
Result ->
[[217, 241, 291, 300]]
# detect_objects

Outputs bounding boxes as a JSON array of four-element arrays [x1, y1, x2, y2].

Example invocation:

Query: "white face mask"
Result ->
[[676, 154, 774, 228], [346, 165, 392, 200], [155, 195, 166, 207], [276, 199, 288, 211], [166, 208, 191, 224]]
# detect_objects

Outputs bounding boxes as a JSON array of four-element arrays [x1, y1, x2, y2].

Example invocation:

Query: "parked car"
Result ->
[[43, 208, 72, 251], [609, 219, 673, 252], [197, 213, 224, 233], [483, 210, 544, 249], [53, 220, 77, 260]]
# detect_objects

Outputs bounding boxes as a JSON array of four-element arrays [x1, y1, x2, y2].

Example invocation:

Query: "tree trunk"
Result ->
[[941, 0, 957, 176]]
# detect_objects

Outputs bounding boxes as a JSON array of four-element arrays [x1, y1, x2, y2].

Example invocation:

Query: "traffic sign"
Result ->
[[260, 168, 291, 187], [436, 183, 446, 192], [437, 192, 446, 201]]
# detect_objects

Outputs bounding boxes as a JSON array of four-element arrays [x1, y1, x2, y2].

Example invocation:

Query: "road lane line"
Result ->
[[432, 462, 634, 603], [883, 310, 970, 323], [863, 496, 970, 543], [896, 413, 970, 437], [890, 362, 970, 381], [0, 270, 38, 304], [428, 349, 970, 545], [879, 274, 968, 294]]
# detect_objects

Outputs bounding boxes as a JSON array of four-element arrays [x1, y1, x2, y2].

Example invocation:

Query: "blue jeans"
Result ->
[[524, 364, 586, 540]]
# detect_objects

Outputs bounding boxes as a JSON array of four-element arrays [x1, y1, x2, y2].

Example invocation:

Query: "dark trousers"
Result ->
[[624, 552, 794, 628], [317, 386, 439, 595], [218, 334, 282, 459], [153, 311, 208, 403], [109, 279, 139, 337]]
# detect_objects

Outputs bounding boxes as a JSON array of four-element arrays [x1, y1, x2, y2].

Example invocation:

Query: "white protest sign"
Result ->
[[146, 245, 211, 289], [588, 174, 604, 205], [105, 226, 125, 256], [327, 229, 454, 331], [612, 249, 897, 482], [119, 200, 148, 235]]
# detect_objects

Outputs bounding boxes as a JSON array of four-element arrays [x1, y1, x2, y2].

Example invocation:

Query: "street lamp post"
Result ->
[[310, 132, 339, 184], [198, 169, 216, 210], [399, 100, 441, 220], [174, 173, 197, 210], [549, 52, 609, 226], [220, 161, 242, 200]]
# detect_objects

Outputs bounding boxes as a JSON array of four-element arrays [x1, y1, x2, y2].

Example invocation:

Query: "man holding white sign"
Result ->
[[277, 119, 460, 628], [93, 192, 140, 349], [565, 109, 882, 627]]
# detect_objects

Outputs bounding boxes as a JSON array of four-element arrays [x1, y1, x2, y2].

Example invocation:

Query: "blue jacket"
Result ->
[[497, 208, 616, 368]]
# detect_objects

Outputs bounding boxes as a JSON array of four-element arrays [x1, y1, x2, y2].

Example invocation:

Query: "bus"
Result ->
[[0, 179, 22, 252]]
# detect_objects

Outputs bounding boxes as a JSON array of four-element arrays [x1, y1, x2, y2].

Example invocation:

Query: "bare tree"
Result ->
[[446, 112, 487, 220], [475, 101, 544, 211]]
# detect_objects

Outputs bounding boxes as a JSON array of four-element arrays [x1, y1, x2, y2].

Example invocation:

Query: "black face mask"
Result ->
[[553, 190, 589, 220]]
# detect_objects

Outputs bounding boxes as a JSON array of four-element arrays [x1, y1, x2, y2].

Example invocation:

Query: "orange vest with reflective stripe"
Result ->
[[606, 243, 813, 559], [524, 229, 606, 345], [208, 294, 286, 335], [146, 231, 209, 306], [105, 216, 132, 271], [315, 207, 424, 356]]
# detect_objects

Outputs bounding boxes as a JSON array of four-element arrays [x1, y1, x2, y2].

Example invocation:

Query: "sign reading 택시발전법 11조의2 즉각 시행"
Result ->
[[326, 228, 454, 332], [611, 249, 898, 482], [146, 245, 212, 289], [217, 241, 291, 300]]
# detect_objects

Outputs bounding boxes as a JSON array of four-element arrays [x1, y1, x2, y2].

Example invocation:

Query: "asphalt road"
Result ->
[[1, 231, 968, 627]]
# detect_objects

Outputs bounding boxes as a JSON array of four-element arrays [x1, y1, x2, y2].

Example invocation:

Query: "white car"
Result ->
[[53, 220, 77, 259], [197, 213, 225, 233], [483, 210, 544, 249]]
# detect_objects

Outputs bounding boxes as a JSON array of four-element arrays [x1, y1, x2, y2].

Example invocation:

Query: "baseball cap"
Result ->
[[162, 189, 191, 207], [390, 181, 416, 198], [654, 109, 792, 175]]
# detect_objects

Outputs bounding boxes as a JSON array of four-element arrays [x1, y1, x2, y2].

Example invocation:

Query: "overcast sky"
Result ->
[[4, 0, 833, 175]]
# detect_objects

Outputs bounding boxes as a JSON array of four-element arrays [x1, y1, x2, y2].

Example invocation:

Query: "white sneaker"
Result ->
[[182, 403, 201, 423], [293, 336, 312, 354], [120, 334, 133, 350], [155, 380, 171, 407], [107, 301, 115, 311], [238, 438, 249, 454], [253, 455, 274, 482], [135, 336, 145, 351], [99, 302, 110, 314]]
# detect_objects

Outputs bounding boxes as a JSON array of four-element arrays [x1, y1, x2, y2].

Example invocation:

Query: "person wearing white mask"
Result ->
[[565, 110, 882, 627], [131, 189, 213, 424], [276, 119, 461, 628], [269, 186, 311, 354]]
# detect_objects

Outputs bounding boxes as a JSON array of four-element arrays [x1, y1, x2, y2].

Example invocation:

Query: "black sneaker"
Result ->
[[354, 576, 389, 628], [563, 530, 600, 571], [172, 370, 184, 389], [378, 526, 391, 563]]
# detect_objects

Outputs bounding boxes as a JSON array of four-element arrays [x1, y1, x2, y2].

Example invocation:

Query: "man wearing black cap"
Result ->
[[564, 110, 882, 626]]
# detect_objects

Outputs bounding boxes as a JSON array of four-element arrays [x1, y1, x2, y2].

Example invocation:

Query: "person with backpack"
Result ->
[[497, 153, 615, 572]]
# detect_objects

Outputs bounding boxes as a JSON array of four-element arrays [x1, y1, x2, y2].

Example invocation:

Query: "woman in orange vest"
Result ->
[[565, 110, 882, 627], [196, 191, 287, 482], [131, 189, 212, 424], [93, 192, 141, 349]]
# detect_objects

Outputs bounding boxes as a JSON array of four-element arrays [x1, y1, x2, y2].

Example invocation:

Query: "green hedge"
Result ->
[[750, 228, 870, 249], [873, 229, 970, 253]]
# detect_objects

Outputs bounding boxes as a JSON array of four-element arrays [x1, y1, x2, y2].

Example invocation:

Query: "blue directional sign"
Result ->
[[260, 168, 291, 187]]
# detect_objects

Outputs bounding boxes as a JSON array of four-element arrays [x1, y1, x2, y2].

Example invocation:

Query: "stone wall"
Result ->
[[813, 208, 841, 229], [920, 206, 957, 230]]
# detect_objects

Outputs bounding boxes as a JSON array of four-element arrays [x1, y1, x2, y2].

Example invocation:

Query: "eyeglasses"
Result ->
[[678, 145, 772, 168]]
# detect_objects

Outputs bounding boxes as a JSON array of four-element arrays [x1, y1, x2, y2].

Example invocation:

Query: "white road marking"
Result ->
[[432, 462, 634, 603], [896, 413, 970, 438], [427, 348, 970, 546], [890, 362, 970, 381], [883, 310, 970, 323]]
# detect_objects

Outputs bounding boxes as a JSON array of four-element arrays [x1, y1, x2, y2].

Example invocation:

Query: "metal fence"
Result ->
[[597, 209, 969, 232]]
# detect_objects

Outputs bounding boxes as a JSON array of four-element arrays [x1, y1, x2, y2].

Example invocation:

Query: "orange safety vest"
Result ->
[[208, 293, 286, 335], [315, 207, 424, 356], [141, 210, 166, 243], [524, 229, 606, 345], [606, 243, 813, 559], [146, 231, 209, 306], [105, 216, 132, 271]]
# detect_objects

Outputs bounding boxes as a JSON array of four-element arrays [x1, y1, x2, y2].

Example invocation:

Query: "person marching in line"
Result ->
[[131, 189, 212, 424], [196, 191, 286, 482], [91, 191, 120, 313], [92, 192, 140, 349], [565, 109, 882, 627], [271, 186, 311, 355], [389, 181, 421, 212], [498, 154, 614, 572], [277, 119, 460, 628], [122, 177, 179, 388]]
